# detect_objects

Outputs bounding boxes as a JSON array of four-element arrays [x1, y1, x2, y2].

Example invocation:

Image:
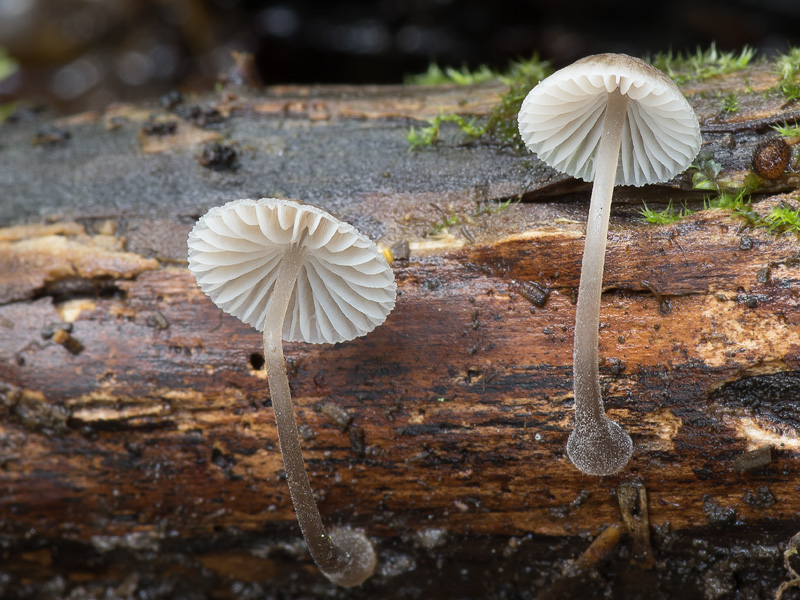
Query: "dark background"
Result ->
[[1, 0, 800, 115]]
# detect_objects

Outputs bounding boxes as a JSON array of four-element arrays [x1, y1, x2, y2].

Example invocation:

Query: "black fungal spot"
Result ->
[[703, 497, 737, 526], [197, 142, 238, 170], [174, 105, 224, 127], [249, 352, 265, 370], [211, 447, 236, 473], [424, 277, 442, 291], [140, 120, 178, 136], [160, 90, 184, 109], [743, 486, 776, 509], [33, 126, 71, 146]]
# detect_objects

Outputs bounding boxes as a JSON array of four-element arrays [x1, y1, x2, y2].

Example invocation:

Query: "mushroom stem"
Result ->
[[262, 247, 376, 586], [568, 89, 634, 476]]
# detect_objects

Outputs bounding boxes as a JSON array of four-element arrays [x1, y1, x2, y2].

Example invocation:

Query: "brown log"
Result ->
[[1, 62, 799, 598]]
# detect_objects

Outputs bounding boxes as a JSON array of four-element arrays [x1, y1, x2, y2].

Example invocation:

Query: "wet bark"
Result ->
[[0, 63, 799, 599]]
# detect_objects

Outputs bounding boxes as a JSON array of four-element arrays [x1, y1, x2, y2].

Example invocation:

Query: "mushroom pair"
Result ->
[[188, 198, 396, 586], [518, 54, 701, 476]]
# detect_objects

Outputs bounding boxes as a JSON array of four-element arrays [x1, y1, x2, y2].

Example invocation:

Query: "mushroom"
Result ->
[[187, 198, 396, 585], [517, 54, 701, 476]]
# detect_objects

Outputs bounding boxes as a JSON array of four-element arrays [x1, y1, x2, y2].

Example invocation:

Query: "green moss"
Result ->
[[0, 47, 18, 124], [406, 63, 498, 86], [428, 213, 459, 236], [0, 47, 16, 82], [704, 186, 755, 214], [473, 196, 520, 217], [640, 200, 693, 225], [695, 158, 761, 227], [699, 182, 800, 234], [406, 54, 552, 150], [683, 153, 800, 234], [775, 48, 800, 100], [690, 156, 724, 191], [721, 91, 739, 114], [407, 113, 484, 149], [406, 45, 762, 150], [649, 43, 755, 85], [771, 121, 800, 137], [704, 191, 800, 235], [766, 202, 800, 234], [648, 155, 796, 233], [427, 197, 520, 237]]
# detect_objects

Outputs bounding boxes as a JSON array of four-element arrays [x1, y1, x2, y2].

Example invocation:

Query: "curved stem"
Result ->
[[572, 89, 629, 425], [262, 248, 374, 586], [568, 89, 634, 476]]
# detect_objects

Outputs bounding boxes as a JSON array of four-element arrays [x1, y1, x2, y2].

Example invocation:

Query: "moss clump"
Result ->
[[771, 121, 800, 138], [641, 152, 800, 236], [0, 47, 16, 82], [765, 202, 800, 234], [405, 63, 498, 86], [649, 43, 755, 85], [406, 55, 552, 150], [700, 176, 800, 235], [721, 91, 739, 114], [775, 48, 800, 101], [640, 201, 693, 225], [427, 197, 520, 237], [0, 47, 18, 123]]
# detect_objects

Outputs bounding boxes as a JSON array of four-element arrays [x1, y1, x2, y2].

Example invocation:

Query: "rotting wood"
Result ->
[[776, 532, 800, 600], [536, 523, 623, 600], [1, 60, 800, 598]]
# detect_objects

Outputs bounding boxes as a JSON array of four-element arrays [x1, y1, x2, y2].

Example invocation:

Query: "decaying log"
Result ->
[[1, 61, 799, 599]]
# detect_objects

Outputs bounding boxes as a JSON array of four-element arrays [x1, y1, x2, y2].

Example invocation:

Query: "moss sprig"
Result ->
[[640, 200, 694, 225], [721, 91, 740, 114], [771, 121, 800, 138]]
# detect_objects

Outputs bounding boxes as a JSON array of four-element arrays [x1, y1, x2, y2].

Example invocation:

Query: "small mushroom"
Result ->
[[518, 54, 701, 476], [188, 198, 396, 585]]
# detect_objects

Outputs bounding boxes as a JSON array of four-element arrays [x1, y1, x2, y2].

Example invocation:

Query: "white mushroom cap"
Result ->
[[187, 198, 396, 344], [518, 53, 701, 187]]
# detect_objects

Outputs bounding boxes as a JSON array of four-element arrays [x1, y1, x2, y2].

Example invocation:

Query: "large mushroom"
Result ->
[[187, 198, 396, 585], [517, 54, 701, 476]]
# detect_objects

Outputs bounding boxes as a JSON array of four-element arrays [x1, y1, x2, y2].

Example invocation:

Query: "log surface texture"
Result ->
[[1, 63, 800, 599]]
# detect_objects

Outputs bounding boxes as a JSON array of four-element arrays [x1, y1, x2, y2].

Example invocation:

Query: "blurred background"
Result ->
[[1, 0, 800, 115]]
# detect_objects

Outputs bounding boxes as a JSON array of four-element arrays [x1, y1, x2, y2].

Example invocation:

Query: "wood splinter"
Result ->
[[618, 482, 655, 570], [733, 445, 775, 473]]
